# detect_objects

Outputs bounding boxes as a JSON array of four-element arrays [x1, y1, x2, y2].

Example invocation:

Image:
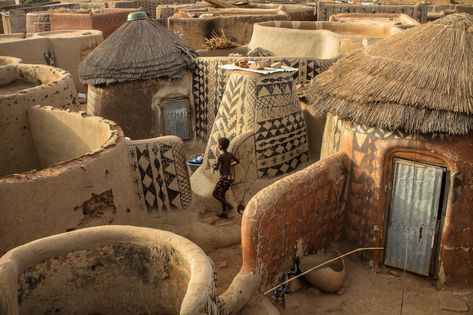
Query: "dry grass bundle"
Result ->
[[79, 16, 197, 85], [306, 13, 473, 135], [203, 30, 240, 49]]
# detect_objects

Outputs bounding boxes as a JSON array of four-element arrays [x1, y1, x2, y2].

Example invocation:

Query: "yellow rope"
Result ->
[[263, 247, 385, 296]]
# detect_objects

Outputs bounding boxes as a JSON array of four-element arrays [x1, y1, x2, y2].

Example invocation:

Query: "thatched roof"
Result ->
[[80, 13, 197, 85], [307, 13, 473, 135]]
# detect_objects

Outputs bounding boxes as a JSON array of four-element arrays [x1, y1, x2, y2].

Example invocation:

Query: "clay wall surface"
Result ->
[[50, 8, 138, 39], [0, 30, 103, 92], [26, 12, 50, 33], [87, 71, 192, 140], [0, 226, 219, 315], [248, 20, 413, 59], [0, 107, 142, 256], [328, 120, 473, 288], [241, 153, 348, 287], [0, 3, 80, 34], [136, 0, 197, 18], [0, 64, 78, 177], [168, 14, 288, 50], [127, 136, 192, 212], [316, 2, 428, 23], [193, 56, 335, 143]]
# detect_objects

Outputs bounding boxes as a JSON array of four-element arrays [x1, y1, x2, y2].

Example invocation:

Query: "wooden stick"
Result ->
[[263, 247, 385, 295]]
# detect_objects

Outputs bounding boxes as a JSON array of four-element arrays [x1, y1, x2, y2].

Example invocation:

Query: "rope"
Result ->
[[263, 247, 384, 296]]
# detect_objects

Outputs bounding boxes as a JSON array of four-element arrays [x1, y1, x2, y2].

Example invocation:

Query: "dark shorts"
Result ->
[[214, 175, 234, 195]]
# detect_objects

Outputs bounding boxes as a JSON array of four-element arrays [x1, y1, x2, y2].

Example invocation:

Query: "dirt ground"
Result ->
[[272, 259, 473, 315], [208, 244, 243, 295]]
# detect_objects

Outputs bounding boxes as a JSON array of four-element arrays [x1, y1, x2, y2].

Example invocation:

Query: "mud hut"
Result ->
[[307, 13, 473, 287], [80, 11, 197, 140]]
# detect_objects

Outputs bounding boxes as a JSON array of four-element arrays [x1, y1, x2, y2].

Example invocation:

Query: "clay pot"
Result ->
[[299, 250, 345, 293]]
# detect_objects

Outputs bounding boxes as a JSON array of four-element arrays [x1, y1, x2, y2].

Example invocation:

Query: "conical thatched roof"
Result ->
[[307, 13, 473, 135], [79, 13, 197, 85]]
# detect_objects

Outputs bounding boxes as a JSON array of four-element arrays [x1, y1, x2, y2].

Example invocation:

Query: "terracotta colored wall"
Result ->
[[240, 152, 349, 289], [0, 107, 143, 256], [168, 14, 288, 50], [333, 121, 473, 288], [50, 9, 137, 39]]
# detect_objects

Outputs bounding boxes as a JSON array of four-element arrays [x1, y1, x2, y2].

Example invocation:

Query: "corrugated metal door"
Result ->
[[162, 98, 191, 140], [384, 159, 445, 276]]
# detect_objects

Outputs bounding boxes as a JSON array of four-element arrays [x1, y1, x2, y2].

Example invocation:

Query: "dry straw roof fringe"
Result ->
[[306, 13, 473, 135], [79, 13, 197, 86]]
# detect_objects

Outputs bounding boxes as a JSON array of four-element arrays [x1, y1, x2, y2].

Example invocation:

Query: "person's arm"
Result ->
[[231, 153, 240, 165], [213, 156, 222, 170]]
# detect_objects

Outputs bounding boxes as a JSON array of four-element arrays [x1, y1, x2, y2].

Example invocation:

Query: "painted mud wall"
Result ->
[[327, 120, 473, 287], [87, 72, 192, 140], [0, 64, 78, 177], [0, 107, 142, 256], [193, 56, 334, 142], [316, 2, 428, 23], [0, 226, 220, 315], [221, 153, 348, 313], [127, 136, 192, 212], [241, 153, 348, 287]]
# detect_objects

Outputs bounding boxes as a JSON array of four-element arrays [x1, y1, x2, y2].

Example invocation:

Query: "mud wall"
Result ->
[[87, 72, 192, 140], [168, 14, 288, 50], [331, 120, 473, 288], [0, 226, 219, 315], [29, 107, 113, 168], [0, 64, 78, 177], [193, 56, 335, 143], [0, 107, 142, 256], [127, 136, 192, 212], [316, 2, 428, 23], [0, 30, 103, 92], [135, 0, 197, 19], [240, 153, 348, 288], [50, 9, 138, 39]]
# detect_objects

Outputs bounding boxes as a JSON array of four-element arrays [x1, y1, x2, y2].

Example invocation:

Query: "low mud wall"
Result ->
[[221, 153, 349, 313], [0, 226, 219, 315]]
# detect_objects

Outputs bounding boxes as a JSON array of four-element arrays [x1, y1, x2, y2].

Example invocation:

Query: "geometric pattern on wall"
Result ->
[[255, 111, 309, 178], [201, 70, 309, 181], [192, 56, 329, 142], [128, 138, 192, 212]]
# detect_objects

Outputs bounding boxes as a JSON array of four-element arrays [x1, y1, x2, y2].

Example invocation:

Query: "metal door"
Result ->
[[162, 98, 191, 140], [384, 159, 445, 276]]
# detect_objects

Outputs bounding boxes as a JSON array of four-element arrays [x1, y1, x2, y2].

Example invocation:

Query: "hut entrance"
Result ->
[[384, 158, 447, 276], [161, 98, 191, 140]]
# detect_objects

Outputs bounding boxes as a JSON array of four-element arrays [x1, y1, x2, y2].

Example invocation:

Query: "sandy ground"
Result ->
[[273, 259, 473, 315], [208, 244, 243, 294]]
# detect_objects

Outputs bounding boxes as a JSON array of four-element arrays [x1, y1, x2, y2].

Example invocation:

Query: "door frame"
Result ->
[[382, 155, 449, 277]]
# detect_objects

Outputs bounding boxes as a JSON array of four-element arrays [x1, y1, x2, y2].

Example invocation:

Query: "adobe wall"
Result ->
[[0, 107, 143, 256], [0, 63, 78, 177], [26, 12, 50, 33], [0, 226, 219, 315], [220, 153, 349, 313], [0, 30, 103, 92], [87, 71, 192, 140], [127, 136, 192, 212], [329, 120, 473, 288], [193, 56, 335, 143], [50, 8, 139, 39], [316, 2, 428, 23], [135, 0, 197, 19], [168, 14, 288, 50], [248, 20, 414, 59]]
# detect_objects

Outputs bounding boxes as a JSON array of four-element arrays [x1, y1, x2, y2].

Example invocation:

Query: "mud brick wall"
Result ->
[[240, 153, 349, 289], [135, 0, 197, 19], [317, 2, 428, 23]]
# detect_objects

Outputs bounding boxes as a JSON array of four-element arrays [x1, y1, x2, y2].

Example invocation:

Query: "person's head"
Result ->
[[218, 137, 230, 151]]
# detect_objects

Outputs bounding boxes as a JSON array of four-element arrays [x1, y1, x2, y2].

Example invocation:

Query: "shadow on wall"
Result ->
[[220, 152, 349, 313]]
